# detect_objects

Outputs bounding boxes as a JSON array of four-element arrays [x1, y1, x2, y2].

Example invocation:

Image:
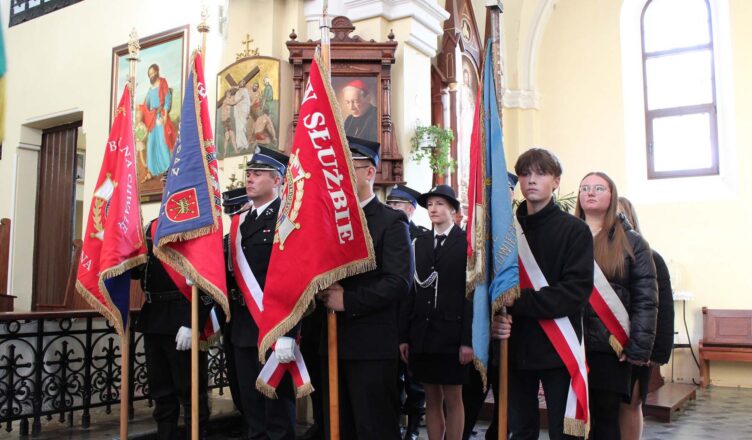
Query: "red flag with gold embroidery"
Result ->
[[255, 52, 376, 397], [76, 86, 147, 336]]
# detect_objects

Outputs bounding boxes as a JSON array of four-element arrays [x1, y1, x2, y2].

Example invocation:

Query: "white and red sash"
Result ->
[[229, 212, 312, 398], [256, 338, 313, 399], [515, 220, 589, 437], [589, 263, 630, 355]]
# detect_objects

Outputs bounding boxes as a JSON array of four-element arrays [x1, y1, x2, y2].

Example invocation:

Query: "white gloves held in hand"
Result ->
[[275, 336, 296, 364], [175, 326, 192, 351]]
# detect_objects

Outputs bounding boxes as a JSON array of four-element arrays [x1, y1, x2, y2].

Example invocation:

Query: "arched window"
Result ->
[[641, 0, 718, 179]]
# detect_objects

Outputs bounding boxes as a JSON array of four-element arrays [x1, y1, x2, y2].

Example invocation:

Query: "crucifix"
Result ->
[[236, 33, 260, 60]]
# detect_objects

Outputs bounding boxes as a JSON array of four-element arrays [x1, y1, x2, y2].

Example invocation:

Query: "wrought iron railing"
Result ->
[[0, 310, 229, 436]]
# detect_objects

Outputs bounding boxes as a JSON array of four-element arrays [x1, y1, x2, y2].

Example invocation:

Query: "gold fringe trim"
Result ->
[[255, 377, 278, 399], [257, 257, 377, 362], [608, 334, 624, 357], [153, 245, 231, 322], [198, 331, 221, 351], [472, 357, 489, 393], [490, 285, 520, 316], [257, 50, 377, 361], [563, 417, 590, 438], [155, 224, 215, 247], [76, 280, 125, 337], [295, 381, 314, 399]]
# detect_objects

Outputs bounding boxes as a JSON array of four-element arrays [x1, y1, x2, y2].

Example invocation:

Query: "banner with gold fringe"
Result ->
[[76, 85, 147, 336], [255, 52, 376, 396], [153, 50, 229, 318]]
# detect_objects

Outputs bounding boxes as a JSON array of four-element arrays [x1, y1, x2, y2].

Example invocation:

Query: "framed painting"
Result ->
[[111, 26, 189, 202], [332, 76, 380, 143], [215, 56, 281, 159]]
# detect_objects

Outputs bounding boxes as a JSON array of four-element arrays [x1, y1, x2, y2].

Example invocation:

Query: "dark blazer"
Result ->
[[400, 225, 472, 355], [509, 200, 594, 370], [651, 250, 674, 364], [134, 220, 213, 336], [409, 221, 429, 239], [328, 197, 413, 360], [226, 199, 280, 348]]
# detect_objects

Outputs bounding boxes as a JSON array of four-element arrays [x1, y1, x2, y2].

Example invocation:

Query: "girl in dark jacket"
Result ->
[[617, 196, 674, 440], [574, 172, 658, 440], [399, 185, 473, 440]]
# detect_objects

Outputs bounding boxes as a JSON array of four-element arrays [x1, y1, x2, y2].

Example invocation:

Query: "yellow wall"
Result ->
[[524, 0, 752, 387]]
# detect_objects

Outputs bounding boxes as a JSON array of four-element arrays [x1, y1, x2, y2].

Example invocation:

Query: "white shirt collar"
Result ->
[[360, 194, 376, 208], [434, 223, 454, 238], [251, 198, 276, 217]]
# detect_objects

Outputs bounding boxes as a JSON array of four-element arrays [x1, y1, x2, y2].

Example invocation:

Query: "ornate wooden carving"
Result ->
[[287, 16, 404, 186]]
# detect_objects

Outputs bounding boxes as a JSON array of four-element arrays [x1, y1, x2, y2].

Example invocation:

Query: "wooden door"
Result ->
[[32, 122, 81, 310]]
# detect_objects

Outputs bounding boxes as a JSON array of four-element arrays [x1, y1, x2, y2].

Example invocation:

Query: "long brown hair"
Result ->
[[574, 172, 634, 279], [617, 196, 641, 234]]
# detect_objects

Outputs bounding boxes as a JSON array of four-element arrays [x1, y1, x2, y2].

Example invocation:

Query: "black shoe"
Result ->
[[298, 424, 323, 440]]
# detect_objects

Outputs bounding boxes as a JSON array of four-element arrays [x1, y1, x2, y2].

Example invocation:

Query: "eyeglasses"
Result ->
[[579, 184, 609, 194]]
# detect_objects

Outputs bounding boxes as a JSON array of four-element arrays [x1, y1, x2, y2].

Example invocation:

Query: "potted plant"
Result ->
[[410, 124, 455, 176]]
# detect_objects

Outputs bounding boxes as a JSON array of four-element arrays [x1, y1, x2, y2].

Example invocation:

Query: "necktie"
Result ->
[[248, 209, 258, 222], [435, 234, 447, 250]]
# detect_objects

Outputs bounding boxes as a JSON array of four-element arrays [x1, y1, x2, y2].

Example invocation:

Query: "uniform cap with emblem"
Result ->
[[386, 184, 421, 208], [221, 187, 249, 214], [246, 146, 289, 176], [417, 184, 460, 212], [347, 136, 380, 167], [507, 172, 518, 190]]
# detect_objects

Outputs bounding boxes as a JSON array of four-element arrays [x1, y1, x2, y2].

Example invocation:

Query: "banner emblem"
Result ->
[[275, 149, 310, 250], [165, 188, 201, 222]]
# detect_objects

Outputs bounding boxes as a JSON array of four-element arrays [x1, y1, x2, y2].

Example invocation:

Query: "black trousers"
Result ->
[[144, 333, 210, 440], [588, 388, 621, 440], [301, 348, 324, 429], [399, 359, 426, 418], [322, 358, 401, 440], [508, 367, 582, 440], [462, 361, 500, 440], [233, 345, 296, 440]]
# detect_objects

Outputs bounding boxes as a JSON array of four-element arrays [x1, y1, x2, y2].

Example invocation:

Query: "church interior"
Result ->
[[1, 0, 751, 438]]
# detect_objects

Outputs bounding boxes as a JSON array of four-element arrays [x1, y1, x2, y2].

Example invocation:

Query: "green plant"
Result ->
[[410, 124, 455, 176]]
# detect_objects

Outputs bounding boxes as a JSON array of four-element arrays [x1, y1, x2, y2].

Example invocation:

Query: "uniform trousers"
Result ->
[[508, 367, 582, 440], [462, 360, 499, 440], [233, 345, 296, 440], [301, 347, 324, 431], [322, 358, 401, 440], [144, 333, 209, 440], [399, 359, 426, 416]]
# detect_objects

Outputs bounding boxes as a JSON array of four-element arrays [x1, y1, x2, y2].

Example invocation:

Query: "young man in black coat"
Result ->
[[505, 148, 594, 440], [134, 220, 213, 439], [225, 147, 299, 440], [318, 137, 413, 440]]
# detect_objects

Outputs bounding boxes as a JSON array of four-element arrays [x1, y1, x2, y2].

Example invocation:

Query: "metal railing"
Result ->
[[0, 310, 229, 436]]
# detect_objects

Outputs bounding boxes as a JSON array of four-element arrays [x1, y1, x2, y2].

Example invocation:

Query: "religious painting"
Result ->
[[332, 76, 380, 143], [111, 26, 189, 202], [215, 56, 281, 159], [456, 55, 479, 211]]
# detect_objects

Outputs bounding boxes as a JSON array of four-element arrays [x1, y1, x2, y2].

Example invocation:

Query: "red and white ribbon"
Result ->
[[589, 262, 630, 355], [230, 212, 265, 321], [516, 220, 589, 437], [256, 341, 313, 398]]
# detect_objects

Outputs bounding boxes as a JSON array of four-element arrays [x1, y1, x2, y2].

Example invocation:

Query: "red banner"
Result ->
[[76, 86, 147, 336], [257, 53, 376, 359]]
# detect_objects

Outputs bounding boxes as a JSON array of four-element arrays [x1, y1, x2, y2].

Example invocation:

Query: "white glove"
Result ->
[[275, 336, 296, 364], [175, 326, 192, 351]]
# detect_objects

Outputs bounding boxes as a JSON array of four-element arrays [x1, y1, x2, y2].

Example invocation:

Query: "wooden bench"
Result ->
[[699, 307, 752, 388]]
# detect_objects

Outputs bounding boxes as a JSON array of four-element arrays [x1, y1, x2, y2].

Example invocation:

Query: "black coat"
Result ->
[[226, 199, 280, 348], [325, 197, 413, 360], [134, 220, 213, 335], [651, 251, 674, 364], [400, 225, 472, 355], [509, 199, 594, 370], [409, 221, 429, 239], [583, 224, 657, 363]]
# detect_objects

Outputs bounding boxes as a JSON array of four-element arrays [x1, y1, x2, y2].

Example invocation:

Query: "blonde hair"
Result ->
[[574, 172, 634, 279], [617, 196, 641, 234]]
